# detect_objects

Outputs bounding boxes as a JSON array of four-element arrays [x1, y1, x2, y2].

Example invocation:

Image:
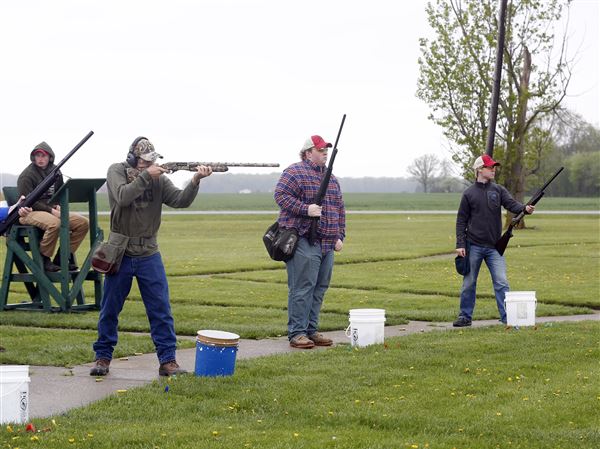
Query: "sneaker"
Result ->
[[308, 332, 333, 346], [159, 360, 187, 377], [452, 316, 472, 327], [42, 255, 60, 272], [289, 335, 315, 349], [90, 358, 110, 376]]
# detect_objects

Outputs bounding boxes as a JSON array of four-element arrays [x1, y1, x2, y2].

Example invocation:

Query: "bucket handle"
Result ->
[[344, 324, 351, 339]]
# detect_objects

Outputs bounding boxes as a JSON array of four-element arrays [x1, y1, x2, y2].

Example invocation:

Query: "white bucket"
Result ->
[[0, 365, 30, 424], [345, 309, 386, 347], [505, 291, 537, 326]]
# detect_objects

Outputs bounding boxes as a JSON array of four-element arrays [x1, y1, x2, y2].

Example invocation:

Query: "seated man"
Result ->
[[17, 142, 89, 272]]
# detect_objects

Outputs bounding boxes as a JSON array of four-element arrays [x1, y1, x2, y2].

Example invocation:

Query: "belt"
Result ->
[[129, 236, 157, 246]]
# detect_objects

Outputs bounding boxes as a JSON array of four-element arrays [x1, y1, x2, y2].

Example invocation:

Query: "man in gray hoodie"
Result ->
[[18, 142, 89, 272], [90, 136, 212, 377]]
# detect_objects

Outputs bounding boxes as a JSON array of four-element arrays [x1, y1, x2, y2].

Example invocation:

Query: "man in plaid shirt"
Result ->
[[274, 135, 345, 349]]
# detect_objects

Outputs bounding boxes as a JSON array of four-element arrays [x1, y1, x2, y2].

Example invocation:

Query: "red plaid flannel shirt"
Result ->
[[274, 159, 345, 253]]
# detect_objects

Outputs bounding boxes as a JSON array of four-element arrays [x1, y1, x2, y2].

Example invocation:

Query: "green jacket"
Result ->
[[17, 142, 63, 213], [106, 162, 200, 257]]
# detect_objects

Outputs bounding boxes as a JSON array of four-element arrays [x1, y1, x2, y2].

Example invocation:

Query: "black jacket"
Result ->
[[456, 181, 525, 249]]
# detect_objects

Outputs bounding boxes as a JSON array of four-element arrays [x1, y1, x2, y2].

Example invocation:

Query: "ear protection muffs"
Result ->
[[126, 136, 148, 167]]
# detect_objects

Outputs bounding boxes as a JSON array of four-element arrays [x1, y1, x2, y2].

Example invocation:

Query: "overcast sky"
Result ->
[[0, 0, 597, 184]]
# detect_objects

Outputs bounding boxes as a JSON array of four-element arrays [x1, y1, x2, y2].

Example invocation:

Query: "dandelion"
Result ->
[[30, 436, 39, 441], [6, 425, 13, 433], [69, 438, 76, 443], [293, 433, 299, 437], [212, 431, 219, 436]]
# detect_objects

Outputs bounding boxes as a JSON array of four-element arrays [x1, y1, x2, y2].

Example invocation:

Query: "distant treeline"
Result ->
[[1, 172, 422, 193]]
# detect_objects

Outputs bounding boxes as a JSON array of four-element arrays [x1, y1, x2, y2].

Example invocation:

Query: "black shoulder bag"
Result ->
[[263, 221, 299, 262]]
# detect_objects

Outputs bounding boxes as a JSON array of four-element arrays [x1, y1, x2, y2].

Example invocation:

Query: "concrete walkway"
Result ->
[[27, 312, 599, 419]]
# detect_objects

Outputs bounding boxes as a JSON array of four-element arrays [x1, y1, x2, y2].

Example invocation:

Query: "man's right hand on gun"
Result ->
[[145, 164, 168, 179], [308, 204, 322, 217]]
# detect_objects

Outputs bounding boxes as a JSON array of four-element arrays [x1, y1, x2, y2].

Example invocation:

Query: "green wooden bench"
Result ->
[[1, 179, 106, 312]]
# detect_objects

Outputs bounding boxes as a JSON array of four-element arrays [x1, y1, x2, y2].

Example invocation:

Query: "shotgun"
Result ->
[[309, 114, 346, 244], [495, 167, 564, 255], [0, 131, 94, 236], [160, 162, 279, 173]]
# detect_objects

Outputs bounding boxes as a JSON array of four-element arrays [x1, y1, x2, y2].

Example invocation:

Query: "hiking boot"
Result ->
[[42, 255, 60, 272], [308, 332, 333, 346], [452, 316, 472, 327], [90, 359, 111, 376], [159, 360, 187, 377], [53, 252, 79, 271], [289, 335, 315, 349]]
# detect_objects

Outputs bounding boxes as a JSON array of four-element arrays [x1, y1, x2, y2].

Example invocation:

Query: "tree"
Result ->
[[408, 154, 440, 193], [417, 0, 574, 205]]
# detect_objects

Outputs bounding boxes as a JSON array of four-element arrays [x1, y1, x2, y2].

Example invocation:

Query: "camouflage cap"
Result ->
[[133, 138, 163, 162]]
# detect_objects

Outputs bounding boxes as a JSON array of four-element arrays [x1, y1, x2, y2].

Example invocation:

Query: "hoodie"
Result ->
[[17, 142, 64, 213]]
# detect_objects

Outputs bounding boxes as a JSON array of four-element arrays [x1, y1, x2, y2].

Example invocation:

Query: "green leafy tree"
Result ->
[[417, 0, 574, 206]]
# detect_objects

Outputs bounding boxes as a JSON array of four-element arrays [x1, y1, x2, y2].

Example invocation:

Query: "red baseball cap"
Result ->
[[301, 135, 332, 151], [473, 154, 500, 170], [33, 149, 50, 156]]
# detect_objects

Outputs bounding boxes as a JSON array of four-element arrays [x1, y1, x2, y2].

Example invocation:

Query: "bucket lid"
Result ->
[[197, 330, 240, 347], [0, 365, 30, 374], [349, 308, 385, 315]]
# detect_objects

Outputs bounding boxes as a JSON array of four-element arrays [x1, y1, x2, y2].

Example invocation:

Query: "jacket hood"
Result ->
[[30, 142, 55, 164]]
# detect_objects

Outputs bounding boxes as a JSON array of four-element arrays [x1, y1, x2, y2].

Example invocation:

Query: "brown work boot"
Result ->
[[89, 359, 110, 376], [42, 255, 60, 272], [308, 332, 334, 346], [289, 335, 315, 349], [159, 360, 188, 377]]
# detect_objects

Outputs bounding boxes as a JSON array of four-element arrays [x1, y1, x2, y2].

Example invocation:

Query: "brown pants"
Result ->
[[20, 211, 89, 258]]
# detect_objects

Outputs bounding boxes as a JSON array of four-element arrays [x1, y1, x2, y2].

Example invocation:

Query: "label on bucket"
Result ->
[[0, 365, 30, 425]]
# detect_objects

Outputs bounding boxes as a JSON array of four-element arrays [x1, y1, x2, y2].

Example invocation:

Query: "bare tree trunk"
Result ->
[[505, 46, 531, 229]]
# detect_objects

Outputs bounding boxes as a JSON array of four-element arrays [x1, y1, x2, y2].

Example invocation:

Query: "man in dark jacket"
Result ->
[[17, 142, 89, 272], [453, 155, 535, 327]]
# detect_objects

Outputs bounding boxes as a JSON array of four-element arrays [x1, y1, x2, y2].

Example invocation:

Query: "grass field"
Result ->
[[65, 192, 600, 212], [0, 199, 598, 448], [1, 213, 597, 364]]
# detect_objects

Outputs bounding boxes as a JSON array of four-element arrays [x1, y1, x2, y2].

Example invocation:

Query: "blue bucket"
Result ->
[[194, 330, 240, 377]]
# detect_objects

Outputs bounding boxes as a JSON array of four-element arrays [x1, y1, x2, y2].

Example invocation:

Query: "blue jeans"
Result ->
[[285, 237, 334, 340], [93, 252, 177, 364], [458, 243, 509, 322]]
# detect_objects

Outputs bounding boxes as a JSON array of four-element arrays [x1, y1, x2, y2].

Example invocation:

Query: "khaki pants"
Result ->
[[20, 211, 89, 258]]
